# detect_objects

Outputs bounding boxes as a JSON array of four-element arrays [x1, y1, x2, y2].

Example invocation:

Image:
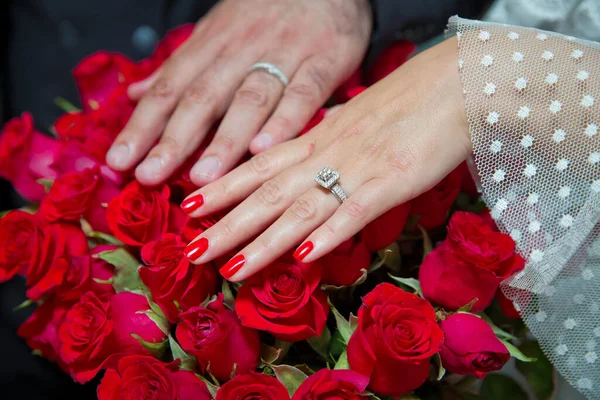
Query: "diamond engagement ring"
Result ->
[[314, 167, 348, 203], [250, 62, 289, 86]]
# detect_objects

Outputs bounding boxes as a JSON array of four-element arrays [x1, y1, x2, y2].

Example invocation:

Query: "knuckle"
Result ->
[[285, 83, 318, 102], [342, 199, 367, 221], [289, 196, 319, 223], [305, 63, 332, 96], [320, 222, 337, 238], [249, 153, 274, 175], [236, 84, 269, 107], [257, 178, 285, 207], [149, 78, 176, 101], [183, 84, 213, 106], [212, 135, 236, 152], [268, 115, 294, 133], [218, 219, 236, 239], [385, 146, 417, 175]]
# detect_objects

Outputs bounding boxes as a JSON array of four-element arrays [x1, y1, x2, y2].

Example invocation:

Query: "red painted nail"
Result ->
[[184, 238, 209, 261], [219, 254, 245, 279], [181, 194, 204, 214], [293, 241, 314, 261]]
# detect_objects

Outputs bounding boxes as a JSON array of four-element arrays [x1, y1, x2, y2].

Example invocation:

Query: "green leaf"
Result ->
[[321, 268, 368, 291], [458, 298, 478, 313], [433, 353, 446, 381], [416, 225, 433, 258], [516, 341, 555, 400], [388, 274, 422, 296], [307, 325, 332, 361], [328, 297, 352, 343], [500, 339, 537, 363], [54, 96, 80, 113], [136, 298, 170, 336], [334, 350, 349, 370], [169, 335, 197, 371], [480, 374, 528, 400], [221, 280, 236, 310], [12, 298, 35, 311], [260, 343, 282, 365], [328, 330, 346, 360], [36, 179, 54, 193], [271, 364, 308, 397], [349, 313, 358, 333], [371, 243, 401, 274], [95, 248, 143, 293], [195, 374, 219, 398], [131, 334, 168, 360], [480, 313, 515, 340]]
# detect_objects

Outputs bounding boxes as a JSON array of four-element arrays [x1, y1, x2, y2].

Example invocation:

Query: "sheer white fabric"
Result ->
[[447, 17, 600, 398]]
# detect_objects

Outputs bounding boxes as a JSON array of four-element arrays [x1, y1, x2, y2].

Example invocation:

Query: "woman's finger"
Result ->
[[190, 56, 300, 185], [180, 136, 315, 217], [249, 55, 343, 154]]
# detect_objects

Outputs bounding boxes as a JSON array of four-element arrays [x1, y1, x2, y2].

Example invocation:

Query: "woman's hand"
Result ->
[[105, 0, 372, 186], [182, 38, 472, 281]]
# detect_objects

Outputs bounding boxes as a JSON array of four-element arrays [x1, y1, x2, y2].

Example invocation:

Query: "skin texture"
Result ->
[[105, 0, 372, 186], [183, 37, 473, 281]]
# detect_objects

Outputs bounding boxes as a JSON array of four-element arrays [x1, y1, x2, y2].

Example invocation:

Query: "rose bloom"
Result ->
[[235, 255, 329, 342], [360, 203, 411, 251], [439, 313, 509, 378], [410, 166, 462, 230], [419, 212, 525, 312], [366, 40, 416, 84], [58, 292, 167, 383], [292, 369, 369, 400], [216, 372, 290, 400], [26, 222, 89, 301], [320, 236, 370, 286], [176, 294, 260, 382], [107, 181, 184, 247], [97, 355, 211, 400], [0, 210, 44, 282], [140, 234, 217, 322], [348, 283, 444, 396]]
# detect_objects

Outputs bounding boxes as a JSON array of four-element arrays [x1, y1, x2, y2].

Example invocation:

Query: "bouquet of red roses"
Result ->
[[0, 25, 554, 399]]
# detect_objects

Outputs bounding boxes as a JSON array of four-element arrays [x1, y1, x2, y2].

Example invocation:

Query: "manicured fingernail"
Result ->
[[253, 133, 273, 151], [192, 156, 220, 181], [106, 144, 130, 168], [219, 254, 245, 279], [184, 238, 209, 261], [136, 157, 163, 179], [293, 241, 314, 261], [181, 194, 204, 214]]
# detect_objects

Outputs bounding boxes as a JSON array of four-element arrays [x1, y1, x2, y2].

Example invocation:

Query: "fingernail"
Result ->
[[253, 133, 273, 151], [192, 156, 220, 181], [293, 241, 314, 261], [219, 254, 245, 279], [136, 157, 163, 179], [181, 194, 204, 214], [184, 238, 209, 261], [106, 144, 130, 168]]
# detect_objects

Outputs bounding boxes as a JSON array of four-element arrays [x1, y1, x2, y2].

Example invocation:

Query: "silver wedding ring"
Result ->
[[314, 167, 348, 204], [250, 62, 289, 86]]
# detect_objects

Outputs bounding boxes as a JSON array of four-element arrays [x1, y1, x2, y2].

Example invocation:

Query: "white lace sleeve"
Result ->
[[447, 17, 600, 398]]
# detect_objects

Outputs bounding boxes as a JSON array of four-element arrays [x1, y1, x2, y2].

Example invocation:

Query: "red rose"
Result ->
[[347, 283, 443, 396], [333, 68, 363, 102], [367, 40, 416, 84], [216, 372, 290, 400], [292, 369, 369, 399], [320, 236, 370, 286], [151, 24, 195, 66], [0, 210, 44, 282], [176, 294, 260, 381], [410, 166, 462, 230], [26, 223, 89, 301], [299, 108, 328, 136], [439, 313, 509, 378], [235, 256, 329, 342], [58, 292, 167, 383], [0, 113, 61, 201], [419, 212, 525, 312], [361, 203, 411, 251], [496, 289, 521, 319], [97, 355, 211, 400], [56, 245, 116, 301], [107, 181, 184, 247], [18, 295, 70, 368], [140, 234, 217, 322]]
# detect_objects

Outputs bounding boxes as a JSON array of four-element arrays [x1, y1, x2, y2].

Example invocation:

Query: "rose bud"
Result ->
[[106, 181, 184, 247], [360, 203, 411, 251], [140, 234, 217, 323], [176, 294, 260, 382], [58, 292, 167, 383], [216, 372, 290, 400], [0, 210, 44, 282], [292, 369, 369, 399], [419, 212, 525, 312], [235, 255, 329, 342], [348, 283, 444, 396], [320, 236, 370, 286], [97, 355, 211, 400], [439, 313, 510, 378]]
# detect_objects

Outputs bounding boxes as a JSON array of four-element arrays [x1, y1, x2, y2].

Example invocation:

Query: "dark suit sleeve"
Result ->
[[367, 0, 492, 64]]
